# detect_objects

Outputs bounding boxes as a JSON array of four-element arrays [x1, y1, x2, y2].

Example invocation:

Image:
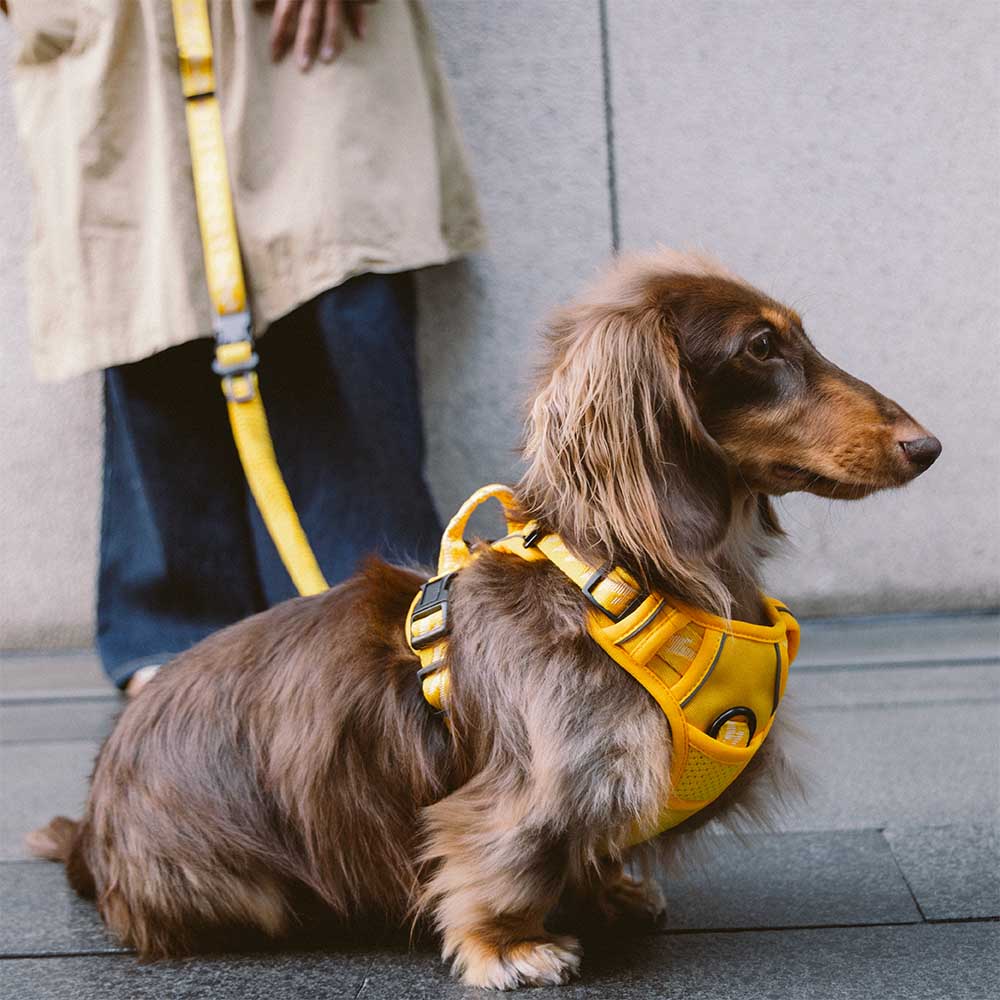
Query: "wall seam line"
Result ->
[[598, 0, 621, 252]]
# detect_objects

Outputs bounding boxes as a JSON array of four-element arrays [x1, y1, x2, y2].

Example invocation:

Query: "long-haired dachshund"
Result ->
[[29, 251, 940, 988]]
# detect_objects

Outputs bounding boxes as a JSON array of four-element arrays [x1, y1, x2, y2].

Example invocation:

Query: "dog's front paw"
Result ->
[[592, 873, 666, 927], [451, 932, 582, 990]]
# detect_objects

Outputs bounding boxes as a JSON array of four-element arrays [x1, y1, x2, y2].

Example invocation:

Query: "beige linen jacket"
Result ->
[[9, 0, 484, 381]]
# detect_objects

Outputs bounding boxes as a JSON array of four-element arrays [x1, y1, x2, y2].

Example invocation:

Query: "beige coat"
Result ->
[[9, 0, 484, 381]]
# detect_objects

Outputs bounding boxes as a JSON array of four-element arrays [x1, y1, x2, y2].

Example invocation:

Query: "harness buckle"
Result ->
[[582, 567, 648, 623], [409, 572, 457, 650]]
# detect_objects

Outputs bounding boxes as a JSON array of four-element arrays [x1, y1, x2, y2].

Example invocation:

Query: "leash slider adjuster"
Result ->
[[582, 567, 648, 623], [212, 311, 258, 402]]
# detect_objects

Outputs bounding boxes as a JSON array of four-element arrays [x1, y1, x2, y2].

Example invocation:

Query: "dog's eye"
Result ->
[[747, 332, 773, 362]]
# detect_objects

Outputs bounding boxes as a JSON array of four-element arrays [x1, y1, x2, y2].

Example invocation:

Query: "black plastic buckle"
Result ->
[[521, 525, 546, 548], [582, 567, 648, 623], [409, 572, 457, 650]]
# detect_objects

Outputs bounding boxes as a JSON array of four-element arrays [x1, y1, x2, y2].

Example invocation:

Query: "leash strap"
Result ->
[[170, 0, 327, 597]]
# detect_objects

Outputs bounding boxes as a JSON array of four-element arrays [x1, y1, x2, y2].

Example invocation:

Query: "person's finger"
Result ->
[[295, 0, 324, 71], [345, 2, 367, 41], [319, 0, 344, 63], [270, 0, 298, 62]]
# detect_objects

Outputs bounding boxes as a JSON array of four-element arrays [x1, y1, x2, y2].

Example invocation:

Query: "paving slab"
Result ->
[[0, 830, 922, 959], [0, 699, 118, 744], [789, 662, 999, 711], [0, 742, 96, 860], [1, 663, 997, 862], [793, 614, 999, 670], [0, 862, 125, 958], [772, 699, 999, 832], [0, 949, 374, 1000], [886, 825, 1000, 921], [2, 923, 996, 1000], [359, 923, 999, 1000], [0, 651, 109, 698], [658, 830, 920, 931]]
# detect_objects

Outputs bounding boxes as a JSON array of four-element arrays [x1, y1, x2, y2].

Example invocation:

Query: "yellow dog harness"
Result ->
[[406, 485, 800, 841]]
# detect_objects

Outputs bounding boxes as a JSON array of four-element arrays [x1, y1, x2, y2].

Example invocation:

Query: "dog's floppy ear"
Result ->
[[521, 295, 733, 612], [756, 495, 784, 538]]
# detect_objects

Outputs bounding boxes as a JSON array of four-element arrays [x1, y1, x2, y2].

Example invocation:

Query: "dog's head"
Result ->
[[520, 249, 939, 608]]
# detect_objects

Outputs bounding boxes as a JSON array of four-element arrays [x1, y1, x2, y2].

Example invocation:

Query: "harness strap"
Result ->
[[493, 531, 649, 623], [407, 487, 673, 710], [405, 485, 801, 840], [170, 0, 328, 597]]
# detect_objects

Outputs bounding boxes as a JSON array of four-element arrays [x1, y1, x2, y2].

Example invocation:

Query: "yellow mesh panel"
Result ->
[[671, 745, 745, 802]]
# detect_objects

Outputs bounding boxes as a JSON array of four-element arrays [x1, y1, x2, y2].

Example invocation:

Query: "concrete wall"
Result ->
[[2, 1, 997, 649]]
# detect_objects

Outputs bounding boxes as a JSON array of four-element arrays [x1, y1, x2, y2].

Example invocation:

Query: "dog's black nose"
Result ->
[[899, 435, 942, 470]]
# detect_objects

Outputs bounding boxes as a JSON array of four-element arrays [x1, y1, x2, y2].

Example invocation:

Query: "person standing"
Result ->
[[5, 0, 484, 691]]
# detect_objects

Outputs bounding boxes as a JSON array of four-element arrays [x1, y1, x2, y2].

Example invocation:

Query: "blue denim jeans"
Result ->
[[97, 272, 441, 687]]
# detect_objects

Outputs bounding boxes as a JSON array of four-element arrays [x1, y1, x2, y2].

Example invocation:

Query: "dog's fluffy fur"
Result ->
[[29, 251, 938, 989]]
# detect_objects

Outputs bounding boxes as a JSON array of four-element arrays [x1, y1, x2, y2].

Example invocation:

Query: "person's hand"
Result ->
[[270, 0, 370, 72]]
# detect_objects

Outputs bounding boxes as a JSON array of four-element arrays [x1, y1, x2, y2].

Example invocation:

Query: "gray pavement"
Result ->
[[1, 613, 998, 998]]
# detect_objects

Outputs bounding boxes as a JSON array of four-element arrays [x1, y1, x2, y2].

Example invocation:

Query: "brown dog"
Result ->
[[29, 251, 940, 988]]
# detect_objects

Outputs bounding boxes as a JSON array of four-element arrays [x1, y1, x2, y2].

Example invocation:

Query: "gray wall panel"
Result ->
[[419, 0, 613, 517], [608, 0, 999, 612], [1, 1, 997, 648], [0, 34, 101, 648]]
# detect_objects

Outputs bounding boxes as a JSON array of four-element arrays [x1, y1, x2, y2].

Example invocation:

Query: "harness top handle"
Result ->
[[170, 0, 328, 597], [436, 484, 530, 576]]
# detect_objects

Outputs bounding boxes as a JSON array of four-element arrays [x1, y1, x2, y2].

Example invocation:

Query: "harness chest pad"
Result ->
[[405, 485, 801, 841]]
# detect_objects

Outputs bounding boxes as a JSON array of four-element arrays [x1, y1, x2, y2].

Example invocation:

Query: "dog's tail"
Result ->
[[27, 816, 97, 898], [25, 815, 79, 862]]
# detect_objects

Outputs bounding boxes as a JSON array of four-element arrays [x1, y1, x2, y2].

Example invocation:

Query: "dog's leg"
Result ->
[[95, 846, 292, 957], [420, 707, 668, 986], [420, 773, 582, 990], [579, 858, 666, 928]]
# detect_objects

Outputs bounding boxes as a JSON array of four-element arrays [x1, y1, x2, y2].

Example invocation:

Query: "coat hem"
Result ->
[[29, 234, 486, 383]]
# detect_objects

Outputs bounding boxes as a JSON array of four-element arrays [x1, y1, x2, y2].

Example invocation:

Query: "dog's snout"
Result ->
[[898, 434, 942, 472]]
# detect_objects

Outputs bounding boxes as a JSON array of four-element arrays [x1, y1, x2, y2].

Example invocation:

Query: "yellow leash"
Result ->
[[170, 0, 328, 597]]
